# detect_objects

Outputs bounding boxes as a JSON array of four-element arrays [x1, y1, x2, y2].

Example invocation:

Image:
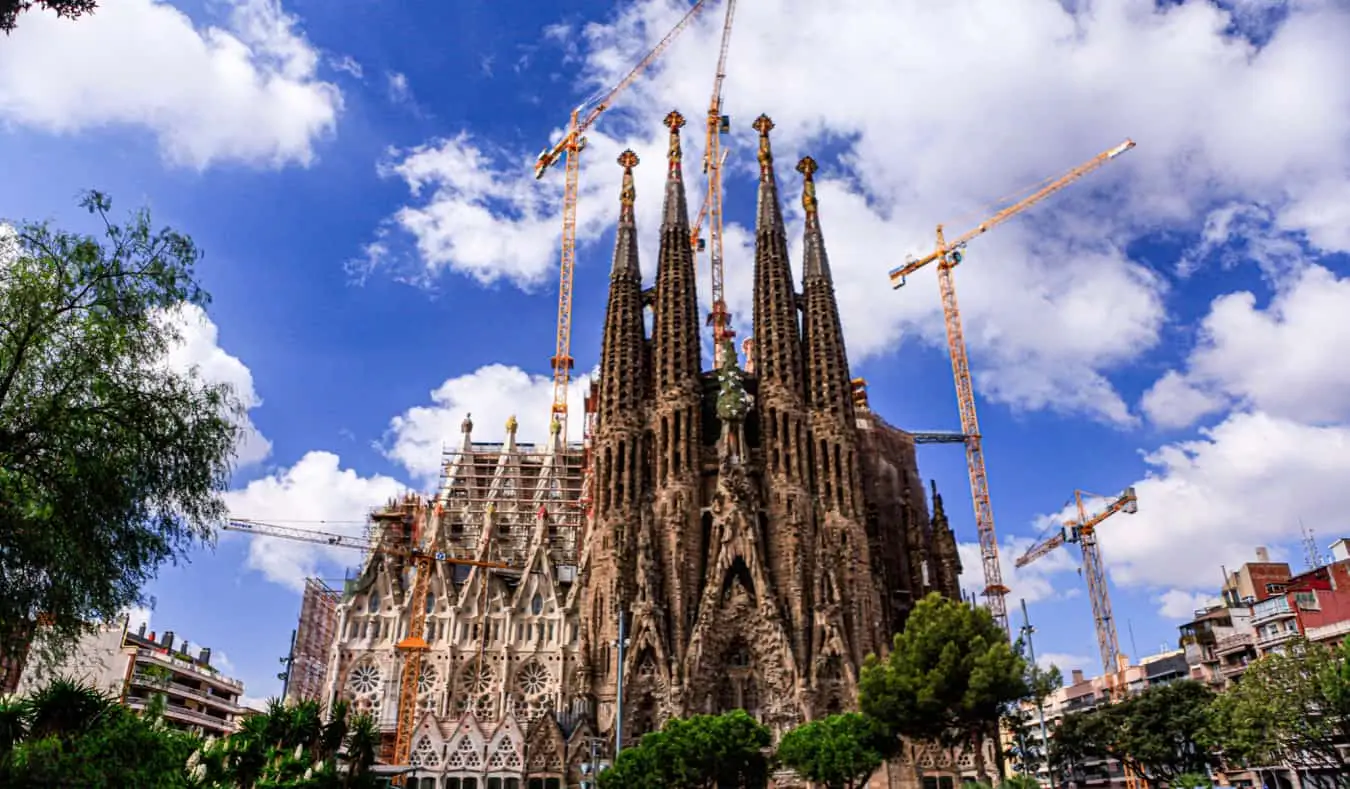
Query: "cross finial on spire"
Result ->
[[753, 114, 775, 176], [797, 156, 819, 218], [664, 110, 685, 170]]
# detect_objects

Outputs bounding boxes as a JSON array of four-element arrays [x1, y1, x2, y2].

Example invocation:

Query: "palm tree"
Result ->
[[0, 696, 28, 755], [23, 676, 117, 740]]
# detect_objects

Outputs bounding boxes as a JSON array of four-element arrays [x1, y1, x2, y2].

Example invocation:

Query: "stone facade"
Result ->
[[318, 111, 963, 787]]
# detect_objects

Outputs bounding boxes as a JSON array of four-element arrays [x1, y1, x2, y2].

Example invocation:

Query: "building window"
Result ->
[[368, 592, 380, 613], [531, 594, 544, 615], [1296, 591, 1320, 610]]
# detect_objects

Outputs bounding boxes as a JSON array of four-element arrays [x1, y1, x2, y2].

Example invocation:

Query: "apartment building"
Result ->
[[16, 614, 246, 738], [1010, 650, 1188, 789]]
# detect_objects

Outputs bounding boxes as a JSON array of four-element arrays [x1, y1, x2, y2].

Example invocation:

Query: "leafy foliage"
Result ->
[[0, 0, 97, 34], [1049, 679, 1215, 784], [0, 677, 198, 787], [0, 191, 242, 667], [1207, 638, 1350, 779], [776, 712, 885, 789], [858, 592, 1027, 770], [596, 709, 772, 789]]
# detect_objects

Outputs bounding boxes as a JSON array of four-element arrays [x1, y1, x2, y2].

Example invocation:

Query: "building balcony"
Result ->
[[126, 697, 235, 734], [129, 672, 241, 713], [1214, 632, 1254, 656], [1307, 619, 1350, 644], [1219, 661, 1249, 679], [1251, 598, 1295, 624], [133, 648, 243, 692], [1256, 628, 1299, 651]]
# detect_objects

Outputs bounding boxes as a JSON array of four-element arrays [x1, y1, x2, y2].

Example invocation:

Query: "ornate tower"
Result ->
[[583, 150, 650, 727], [748, 116, 815, 670], [647, 111, 704, 681], [796, 157, 882, 682]]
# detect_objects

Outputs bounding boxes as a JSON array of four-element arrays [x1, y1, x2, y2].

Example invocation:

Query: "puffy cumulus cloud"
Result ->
[[370, 0, 1350, 424], [1156, 588, 1222, 620], [1094, 411, 1350, 593], [161, 303, 271, 468], [381, 364, 593, 484], [223, 452, 406, 592], [0, 0, 341, 169], [121, 605, 153, 633], [958, 534, 1082, 606], [1143, 264, 1350, 429]]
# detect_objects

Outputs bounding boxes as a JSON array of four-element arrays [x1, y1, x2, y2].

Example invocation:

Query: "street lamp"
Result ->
[[612, 611, 631, 756], [579, 735, 611, 789]]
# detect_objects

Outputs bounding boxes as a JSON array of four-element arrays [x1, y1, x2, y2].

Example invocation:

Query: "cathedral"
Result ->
[[318, 111, 962, 789]]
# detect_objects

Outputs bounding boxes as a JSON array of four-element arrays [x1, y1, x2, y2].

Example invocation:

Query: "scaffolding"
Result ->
[[287, 578, 341, 705], [433, 438, 587, 580]]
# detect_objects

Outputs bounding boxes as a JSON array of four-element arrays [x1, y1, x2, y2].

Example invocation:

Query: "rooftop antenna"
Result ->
[[1301, 518, 1325, 570]]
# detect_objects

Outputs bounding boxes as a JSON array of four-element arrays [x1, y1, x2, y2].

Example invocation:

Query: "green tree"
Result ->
[[0, 677, 199, 787], [0, 0, 96, 34], [1050, 680, 1214, 786], [777, 712, 885, 789], [0, 191, 243, 668], [596, 710, 772, 789], [858, 592, 1027, 774], [1209, 639, 1349, 783]]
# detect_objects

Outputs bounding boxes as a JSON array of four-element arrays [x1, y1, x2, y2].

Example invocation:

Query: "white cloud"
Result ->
[[161, 303, 271, 468], [1156, 589, 1221, 620], [239, 694, 272, 712], [223, 451, 406, 592], [958, 533, 1083, 606], [367, 0, 1350, 424], [1143, 264, 1350, 429], [381, 363, 591, 484], [386, 71, 412, 104], [0, 0, 342, 169], [330, 54, 364, 79], [1036, 652, 1094, 675], [1099, 411, 1350, 591], [210, 650, 237, 674], [122, 605, 153, 633]]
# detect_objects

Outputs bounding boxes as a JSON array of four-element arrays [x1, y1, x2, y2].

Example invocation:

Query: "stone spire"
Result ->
[[649, 111, 704, 666], [798, 156, 860, 517], [750, 115, 806, 403], [593, 150, 648, 509], [749, 115, 813, 670], [929, 479, 962, 600], [652, 110, 701, 397]]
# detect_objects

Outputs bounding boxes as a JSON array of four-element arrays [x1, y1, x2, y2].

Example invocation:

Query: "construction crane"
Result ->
[[690, 0, 738, 365], [224, 513, 516, 786], [1015, 486, 1140, 789], [533, 0, 711, 440], [886, 138, 1136, 634], [1014, 487, 1138, 676]]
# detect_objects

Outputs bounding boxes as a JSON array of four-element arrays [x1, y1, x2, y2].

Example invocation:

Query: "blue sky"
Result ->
[[3, 0, 1349, 706]]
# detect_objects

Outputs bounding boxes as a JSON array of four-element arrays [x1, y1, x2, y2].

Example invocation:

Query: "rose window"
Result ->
[[461, 663, 493, 694], [517, 662, 548, 695], [348, 663, 380, 694], [417, 664, 438, 695]]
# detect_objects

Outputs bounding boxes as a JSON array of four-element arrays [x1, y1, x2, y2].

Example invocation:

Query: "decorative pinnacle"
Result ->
[[618, 149, 638, 207], [753, 115, 775, 176], [797, 157, 819, 217], [505, 414, 518, 434], [664, 110, 685, 168]]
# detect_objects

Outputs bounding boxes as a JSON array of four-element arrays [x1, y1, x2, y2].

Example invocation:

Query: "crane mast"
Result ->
[[698, 0, 737, 364], [224, 513, 515, 786], [1015, 486, 1140, 789], [885, 138, 1136, 635], [535, 0, 710, 439]]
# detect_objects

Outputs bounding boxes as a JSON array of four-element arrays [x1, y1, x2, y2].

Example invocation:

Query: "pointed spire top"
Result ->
[[797, 156, 819, 219], [753, 114, 775, 177], [664, 110, 686, 174], [618, 149, 638, 216], [461, 413, 473, 434]]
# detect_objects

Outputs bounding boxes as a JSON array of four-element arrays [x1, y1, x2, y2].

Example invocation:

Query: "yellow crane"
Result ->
[[224, 509, 516, 786], [1015, 486, 1140, 789], [887, 138, 1136, 634], [533, 0, 711, 439], [689, 0, 738, 364]]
